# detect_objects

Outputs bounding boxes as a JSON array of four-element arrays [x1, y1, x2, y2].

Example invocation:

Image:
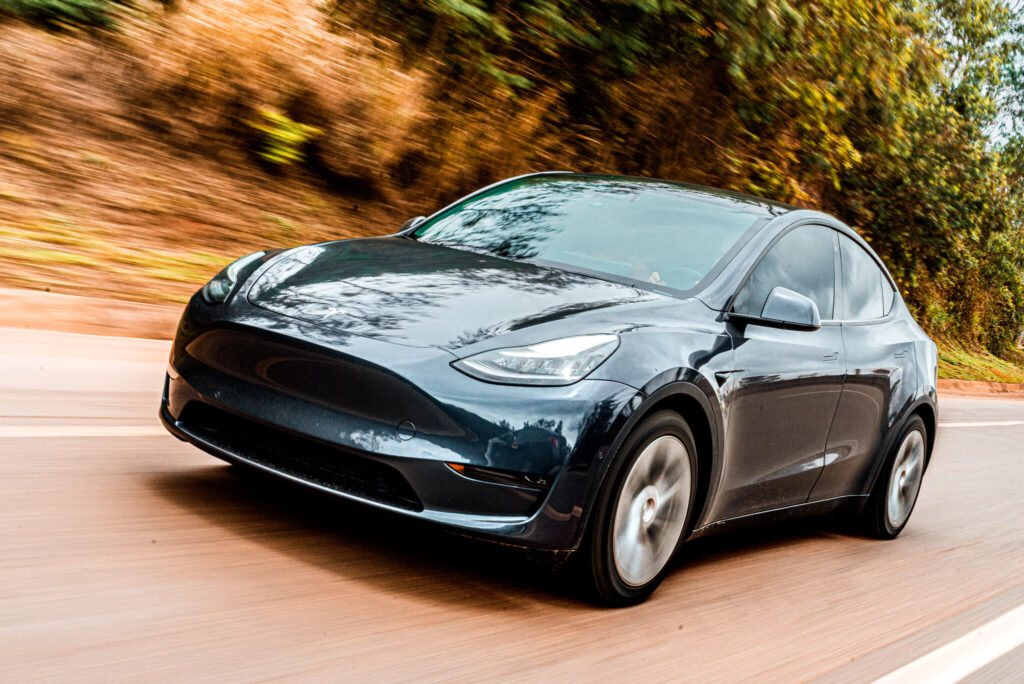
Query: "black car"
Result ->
[[160, 172, 938, 604]]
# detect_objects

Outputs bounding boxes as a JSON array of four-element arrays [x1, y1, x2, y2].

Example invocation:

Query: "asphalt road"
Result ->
[[2, 326, 1022, 682]]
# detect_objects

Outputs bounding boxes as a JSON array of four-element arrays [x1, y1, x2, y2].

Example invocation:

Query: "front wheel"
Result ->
[[581, 411, 698, 606], [860, 415, 927, 539]]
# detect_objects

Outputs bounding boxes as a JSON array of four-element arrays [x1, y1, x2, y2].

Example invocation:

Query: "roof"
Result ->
[[529, 171, 801, 217]]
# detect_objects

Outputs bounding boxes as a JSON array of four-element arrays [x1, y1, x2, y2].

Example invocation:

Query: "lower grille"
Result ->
[[177, 402, 423, 511]]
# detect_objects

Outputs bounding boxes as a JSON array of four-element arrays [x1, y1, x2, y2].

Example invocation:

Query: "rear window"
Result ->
[[412, 176, 768, 293], [839, 234, 889, 320]]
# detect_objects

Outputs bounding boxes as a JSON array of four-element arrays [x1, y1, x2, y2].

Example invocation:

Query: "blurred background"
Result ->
[[2, 0, 1024, 380]]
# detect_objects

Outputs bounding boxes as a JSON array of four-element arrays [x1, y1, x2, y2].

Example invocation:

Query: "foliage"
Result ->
[[247, 108, 322, 166], [835, 0, 1024, 353], [340, 1, 938, 200], [0, 0, 122, 28]]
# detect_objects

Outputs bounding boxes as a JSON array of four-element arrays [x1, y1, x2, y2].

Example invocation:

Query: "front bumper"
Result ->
[[161, 297, 642, 550]]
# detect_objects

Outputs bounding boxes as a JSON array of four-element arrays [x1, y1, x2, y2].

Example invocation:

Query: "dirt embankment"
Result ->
[[0, 4, 433, 306]]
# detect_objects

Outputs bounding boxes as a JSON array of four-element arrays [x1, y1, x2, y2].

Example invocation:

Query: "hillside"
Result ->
[[1, 0, 1024, 372]]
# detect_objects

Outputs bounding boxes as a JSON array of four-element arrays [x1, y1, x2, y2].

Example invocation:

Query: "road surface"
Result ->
[[1, 326, 1022, 682]]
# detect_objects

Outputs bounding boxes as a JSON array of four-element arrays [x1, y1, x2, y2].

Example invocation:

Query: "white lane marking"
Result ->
[[939, 421, 1024, 428], [0, 425, 169, 438], [874, 603, 1024, 684]]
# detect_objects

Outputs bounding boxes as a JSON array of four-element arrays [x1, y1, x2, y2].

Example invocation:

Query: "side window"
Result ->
[[839, 235, 887, 320], [732, 225, 836, 319]]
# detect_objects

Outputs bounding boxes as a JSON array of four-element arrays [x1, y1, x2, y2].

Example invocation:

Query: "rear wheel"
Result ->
[[860, 415, 927, 539], [581, 411, 698, 605]]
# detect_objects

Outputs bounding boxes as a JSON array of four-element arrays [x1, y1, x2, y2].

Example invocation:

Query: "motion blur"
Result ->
[[2, 1, 1024, 371]]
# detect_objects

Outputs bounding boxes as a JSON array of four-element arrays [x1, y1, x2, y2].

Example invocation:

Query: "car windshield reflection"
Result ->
[[412, 175, 771, 292]]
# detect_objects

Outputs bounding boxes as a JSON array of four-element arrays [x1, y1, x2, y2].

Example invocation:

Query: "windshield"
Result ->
[[411, 176, 769, 292]]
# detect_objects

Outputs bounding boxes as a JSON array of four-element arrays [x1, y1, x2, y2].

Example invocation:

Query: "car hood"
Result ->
[[247, 237, 659, 350]]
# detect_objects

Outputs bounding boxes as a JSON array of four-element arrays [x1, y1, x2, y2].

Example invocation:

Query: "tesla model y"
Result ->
[[160, 172, 938, 604]]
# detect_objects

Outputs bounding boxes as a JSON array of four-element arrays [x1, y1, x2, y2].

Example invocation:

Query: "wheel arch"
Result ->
[[911, 400, 937, 466], [863, 396, 938, 497], [572, 374, 724, 550], [634, 387, 718, 536]]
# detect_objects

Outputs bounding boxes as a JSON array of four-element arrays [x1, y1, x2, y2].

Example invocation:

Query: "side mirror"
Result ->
[[727, 286, 821, 330], [759, 286, 821, 329], [401, 216, 427, 233]]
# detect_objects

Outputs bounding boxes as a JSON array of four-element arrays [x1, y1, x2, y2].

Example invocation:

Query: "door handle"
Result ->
[[894, 350, 908, 359], [822, 351, 839, 361]]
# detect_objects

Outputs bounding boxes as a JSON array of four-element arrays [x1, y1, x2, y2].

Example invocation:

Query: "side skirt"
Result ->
[[686, 494, 867, 540]]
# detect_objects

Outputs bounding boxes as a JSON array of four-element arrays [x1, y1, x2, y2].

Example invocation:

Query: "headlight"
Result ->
[[201, 251, 266, 304], [452, 334, 619, 386]]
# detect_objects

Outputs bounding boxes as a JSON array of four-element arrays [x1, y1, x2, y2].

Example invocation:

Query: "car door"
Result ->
[[808, 233, 918, 501], [707, 223, 846, 523]]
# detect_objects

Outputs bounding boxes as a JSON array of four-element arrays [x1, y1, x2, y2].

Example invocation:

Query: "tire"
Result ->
[[860, 415, 927, 539], [580, 410, 699, 606]]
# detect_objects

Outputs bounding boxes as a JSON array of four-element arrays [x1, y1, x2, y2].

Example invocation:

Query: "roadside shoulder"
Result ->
[[0, 287, 179, 340]]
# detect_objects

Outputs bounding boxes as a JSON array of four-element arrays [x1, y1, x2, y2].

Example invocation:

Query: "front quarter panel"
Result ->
[[587, 299, 733, 393], [585, 302, 734, 534]]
